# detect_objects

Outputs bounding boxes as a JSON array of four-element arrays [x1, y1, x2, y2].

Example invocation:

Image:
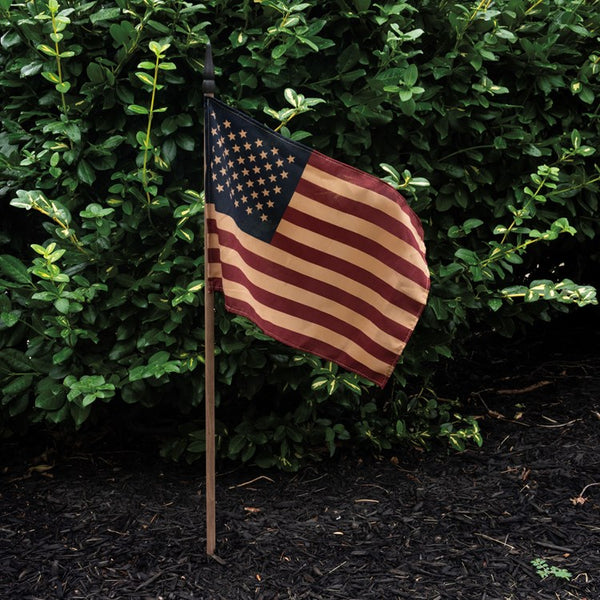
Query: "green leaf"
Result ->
[[149, 40, 170, 56], [35, 388, 66, 411], [1, 30, 21, 49], [454, 248, 479, 265], [109, 22, 132, 45], [3, 374, 34, 397], [439, 263, 463, 277], [101, 135, 126, 150], [86, 62, 104, 83], [284, 88, 299, 107], [398, 89, 413, 102], [494, 28, 516, 42], [448, 435, 465, 452], [487, 298, 503, 312], [0, 349, 34, 373], [463, 218, 484, 233], [64, 123, 81, 143], [149, 350, 170, 364], [576, 146, 595, 157], [187, 280, 204, 293], [52, 347, 73, 365], [228, 434, 247, 456], [1, 311, 20, 327], [135, 71, 155, 86], [272, 44, 288, 59], [54, 298, 70, 314], [21, 62, 44, 77], [90, 7, 121, 24], [37, 43, 57, 56], [128, 104, 150, 115], [70, 404, 92, 428], [136, 130, 149, 147], [0, 255, 31, 284], [579, 86, 595, 104], [175, 228, 193, 243], [175, 133, 195, 151], [341, 377, 361, 394], [241, 442, 256, 462], [311, 376, 328, 391], [77, 160, 96, 185], [404, 64, 418, 87], [399, 97, 416, 116]]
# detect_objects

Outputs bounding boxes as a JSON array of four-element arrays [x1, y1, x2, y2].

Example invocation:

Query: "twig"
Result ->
[[229, 475, 275, 489], [539, 417, 580, 428], [533, 540, 575, 554], [475, 532, 517, 551], [135, 570, 164, 591], [495, 381, 553, 395], [327, 561, 347, 575], [106, 528, 129, 536], [579, 482, 600, 497]]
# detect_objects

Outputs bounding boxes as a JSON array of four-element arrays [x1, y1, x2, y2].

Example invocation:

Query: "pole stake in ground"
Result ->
[[202, 40, 217, 558]]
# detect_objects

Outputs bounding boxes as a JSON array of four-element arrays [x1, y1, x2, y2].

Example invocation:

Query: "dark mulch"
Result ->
[[2, 319, 600, 599]]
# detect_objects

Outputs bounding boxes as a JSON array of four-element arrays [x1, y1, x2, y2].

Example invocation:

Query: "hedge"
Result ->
[[0, 0, 597, 469]]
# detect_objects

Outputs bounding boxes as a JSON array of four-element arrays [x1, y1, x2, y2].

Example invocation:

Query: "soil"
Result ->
[[1, 314, 599, 600]]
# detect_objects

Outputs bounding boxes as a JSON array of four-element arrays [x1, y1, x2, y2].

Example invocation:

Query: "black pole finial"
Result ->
[[202, 41, 215, 96]]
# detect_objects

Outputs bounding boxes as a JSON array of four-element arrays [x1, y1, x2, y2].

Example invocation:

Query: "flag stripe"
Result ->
[[272, 204, 428, 308], [207, 234, 414, 344], [271, 230, 426, 315], [303, 154, 427, 254], [208, 224, 415, 348], [295, 177, 427, 272], [221, 262, 400, 363], [209, 244, 417, 350], [223, 296, 389, 384], [207, 208, 425, 320], [283, 198, 429, 289], [213, 278, 396, 385]]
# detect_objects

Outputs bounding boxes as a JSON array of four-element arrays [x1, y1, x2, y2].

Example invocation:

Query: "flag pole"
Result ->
[[202, 41, 217, 557]]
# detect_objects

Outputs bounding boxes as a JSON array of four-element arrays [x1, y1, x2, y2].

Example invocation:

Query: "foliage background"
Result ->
[[0, 0, 598, 469]]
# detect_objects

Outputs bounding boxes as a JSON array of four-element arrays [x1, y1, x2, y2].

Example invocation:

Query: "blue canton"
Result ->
[[206, 98, 311, 243]]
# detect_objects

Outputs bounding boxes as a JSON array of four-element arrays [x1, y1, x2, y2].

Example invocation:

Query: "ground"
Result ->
[[1, 316, 599, 600]]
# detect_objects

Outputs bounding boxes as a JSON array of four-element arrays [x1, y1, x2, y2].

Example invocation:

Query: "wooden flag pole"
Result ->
[[202, 41, 217, 557]]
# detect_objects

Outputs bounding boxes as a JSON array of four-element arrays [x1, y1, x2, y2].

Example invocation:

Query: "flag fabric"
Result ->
[[204, 97, 430, 387]]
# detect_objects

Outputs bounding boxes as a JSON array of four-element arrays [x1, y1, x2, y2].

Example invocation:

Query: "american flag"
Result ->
[[205, 97, 429, 387]]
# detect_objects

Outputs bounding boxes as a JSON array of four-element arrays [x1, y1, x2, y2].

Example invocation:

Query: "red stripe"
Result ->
[[207, 217, 218, 234], [219, 263, 399, 365], [295, 177, 425, 259], [211, 226, 415, 337], [221, 294, 388, 386], [282, 206, 430, 289], [308, 151, 426, 239]]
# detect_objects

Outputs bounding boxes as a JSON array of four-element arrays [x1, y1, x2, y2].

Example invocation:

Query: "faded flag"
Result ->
[[204, 97, 429, 387]]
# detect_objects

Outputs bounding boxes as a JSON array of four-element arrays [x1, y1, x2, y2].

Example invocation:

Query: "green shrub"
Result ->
[[0, 0, 597, 468]]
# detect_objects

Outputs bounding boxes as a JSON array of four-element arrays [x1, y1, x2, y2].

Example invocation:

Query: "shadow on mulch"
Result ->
[[1, 312, 599, 600]]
